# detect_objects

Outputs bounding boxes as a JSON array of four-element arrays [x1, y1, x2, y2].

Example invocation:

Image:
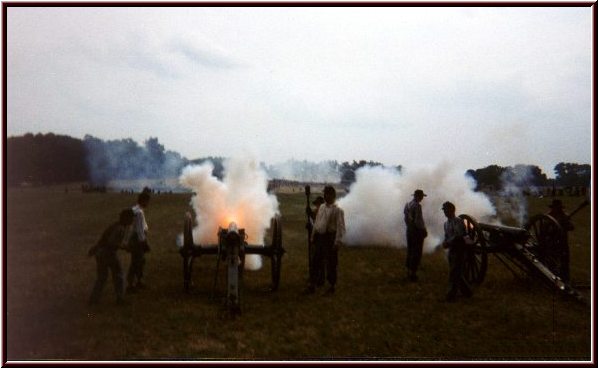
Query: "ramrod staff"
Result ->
[[305, 185, 313, 281]]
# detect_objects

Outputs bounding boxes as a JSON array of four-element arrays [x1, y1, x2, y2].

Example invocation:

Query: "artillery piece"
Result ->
[[457, 200, 589, 304], [179, 213, 284, 314]]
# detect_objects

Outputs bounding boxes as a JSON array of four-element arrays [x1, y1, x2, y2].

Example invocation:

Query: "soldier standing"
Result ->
[[305, 186, 346, 295], [404, 189, 428, 281], [441, 201, 472, 302], [127, 191, 151, 292], [88, 209, 135, 305], [305, 196, 324, 290], [547, 199, 575, 283]]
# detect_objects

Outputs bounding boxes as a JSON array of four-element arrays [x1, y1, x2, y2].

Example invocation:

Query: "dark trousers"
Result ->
[[540, 242, 570, 283], [90, 250, 124, 303], [560, 245, 570, 283], [312, 232, 338, 287], [447, 247, 472, 298], [127, 249, 146, 286], [308, 238, 316, 285], [406, 229, 424, 273]]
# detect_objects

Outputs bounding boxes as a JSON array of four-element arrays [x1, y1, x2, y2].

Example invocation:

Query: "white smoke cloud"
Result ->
[[179, 156, 280, 270], [84, 135, 187, 190], [497, 165, 535, 226], [338, 162, 496, 253], [264, 159, 341, 183]]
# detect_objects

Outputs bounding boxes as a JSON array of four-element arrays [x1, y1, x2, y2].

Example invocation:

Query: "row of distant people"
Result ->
[[477, 185, 588, 197], [79, 184, 173, 194]]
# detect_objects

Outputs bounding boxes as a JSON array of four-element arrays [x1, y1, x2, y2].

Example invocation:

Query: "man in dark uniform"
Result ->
[[404, 189, 428, 281], [547, 199, 575, 283], [441, 201, 472, 302], [88, 208, 135, 305]]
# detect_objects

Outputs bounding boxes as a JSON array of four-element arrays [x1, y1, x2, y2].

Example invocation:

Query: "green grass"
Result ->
[[5, 188, 591, 360]]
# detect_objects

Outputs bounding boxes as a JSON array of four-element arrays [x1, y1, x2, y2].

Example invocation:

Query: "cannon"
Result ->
[[457, 200, 589, 304], [179, 213, 285, 314]]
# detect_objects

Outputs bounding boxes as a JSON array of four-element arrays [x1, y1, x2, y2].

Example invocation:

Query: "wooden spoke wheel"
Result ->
[[269, 215, 284, 291], [524, 214, 565, 278], [459, 214, 488, 285]]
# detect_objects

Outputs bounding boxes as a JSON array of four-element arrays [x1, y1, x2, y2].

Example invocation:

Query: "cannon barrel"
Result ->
[[477, 222, 530, 249], [220, 223, 244, 314]]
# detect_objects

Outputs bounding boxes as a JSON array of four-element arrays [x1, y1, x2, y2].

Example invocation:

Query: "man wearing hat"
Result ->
[[441, 201, 472, 302], [547, 199, 575, 283], [403, 189, 428, 282]]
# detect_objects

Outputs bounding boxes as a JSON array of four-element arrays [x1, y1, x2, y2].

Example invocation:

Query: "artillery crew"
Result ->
[[441, 201, 472, 302], [404, 189, 428, 282], [305, 186, 346, 295]]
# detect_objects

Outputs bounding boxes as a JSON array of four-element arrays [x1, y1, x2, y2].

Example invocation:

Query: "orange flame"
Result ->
[[220, 211, 245, 230]]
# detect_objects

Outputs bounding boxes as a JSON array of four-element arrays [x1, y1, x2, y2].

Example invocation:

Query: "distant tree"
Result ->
[[7, 133, 88, 186], [554, 162, 591, 187], [466, 164, 549, 191], [340, 160, 384, 187], [465, 165, 505, 191], [526, 165, 549, 187], [503, 164, 548, 187], [144, 137, 166, 178], [84, 135, 189, 184], [188, 156, 225, 179]]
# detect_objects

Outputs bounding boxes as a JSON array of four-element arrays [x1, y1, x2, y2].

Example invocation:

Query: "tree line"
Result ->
[[5, 133, 591, 190], [466, 163, 591, 191]]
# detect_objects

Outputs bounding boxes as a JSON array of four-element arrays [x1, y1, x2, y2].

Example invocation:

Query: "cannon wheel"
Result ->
[[524, 214, 565, 278], [270, 215, 283, 291], [459, 214, 488, 284]]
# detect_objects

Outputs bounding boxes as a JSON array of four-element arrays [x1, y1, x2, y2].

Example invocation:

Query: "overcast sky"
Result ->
[[6, 6, 592, 177]]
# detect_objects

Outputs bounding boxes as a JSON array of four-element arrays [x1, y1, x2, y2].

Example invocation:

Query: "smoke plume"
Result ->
[[264, 159, 341, 183], [337, 162, 496, 253], [497, 165, 536, 226], [84, 135, 187, 190], [179, 156, 280, 270]]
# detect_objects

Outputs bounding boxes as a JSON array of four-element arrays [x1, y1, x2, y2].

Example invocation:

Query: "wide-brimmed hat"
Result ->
[[413, 189, 427, 197], [548, 199, 564, 209]]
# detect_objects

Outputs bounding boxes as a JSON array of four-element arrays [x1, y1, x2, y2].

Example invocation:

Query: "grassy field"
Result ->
[[4, 187, 592, 361]]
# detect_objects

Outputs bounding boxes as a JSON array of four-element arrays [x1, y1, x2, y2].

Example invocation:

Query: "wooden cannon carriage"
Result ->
[[457, 200, 589, 303], [179, 213, 285, 314]]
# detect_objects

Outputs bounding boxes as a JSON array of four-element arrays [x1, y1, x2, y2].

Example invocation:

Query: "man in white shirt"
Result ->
[[305, 186, 346, 295], [404, 189, 428, 282], [127, 191, 151, 293]]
